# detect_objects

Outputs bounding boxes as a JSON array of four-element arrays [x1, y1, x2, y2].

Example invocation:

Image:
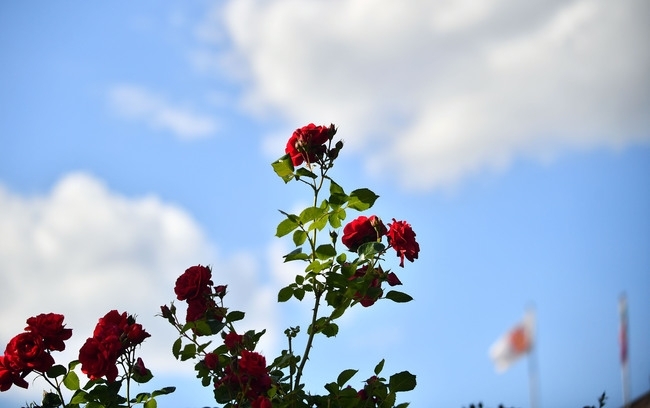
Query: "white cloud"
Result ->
[[108, 84, 218, 139], [0, 173, 279, 399], [203, 0, 649, 190]]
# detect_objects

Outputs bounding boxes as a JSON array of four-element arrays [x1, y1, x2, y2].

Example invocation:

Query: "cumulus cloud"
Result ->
[[205, 0, 649, 189], [108, 84, 218, 139], [0, 173, 280, 399]]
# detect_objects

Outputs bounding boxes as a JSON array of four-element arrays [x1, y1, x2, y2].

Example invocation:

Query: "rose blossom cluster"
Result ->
[[0, 313, 72, 391], [285, 123, 338, 166], [165, 265, 273, 407], [341, 215, 420, 306], [173, 264, 227, 325], [78, 310, 150, 382], [213, 344, 272, 407]]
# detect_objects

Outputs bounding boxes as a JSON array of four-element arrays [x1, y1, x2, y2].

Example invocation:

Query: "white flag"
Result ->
[[489, 310, 535, 373]]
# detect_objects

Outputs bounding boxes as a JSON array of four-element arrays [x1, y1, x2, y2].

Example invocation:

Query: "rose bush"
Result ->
[[1, 122, 420, 408]]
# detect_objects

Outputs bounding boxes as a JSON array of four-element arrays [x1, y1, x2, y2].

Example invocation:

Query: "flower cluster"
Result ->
[[163, 268, 273, 407], [215, 348, 272, 405], [339, 213, 419, 307], [342, 215, 420, 268], [78, 310, 151, 382], [0, 313, 72, 391], [285, 123, 338, 166], [173, 264, 228, 326]]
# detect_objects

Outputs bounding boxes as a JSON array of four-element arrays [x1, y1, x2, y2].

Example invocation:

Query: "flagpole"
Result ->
[[619, 294, 630, 408], [527, 307, 539, 408]]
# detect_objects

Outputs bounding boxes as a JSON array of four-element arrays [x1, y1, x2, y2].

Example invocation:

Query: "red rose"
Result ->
[[386, 219, 420, 267], [93, 310, 128, 339], [203, 353, 219, 370], [348, 265, 382, 307], [239, 350, 272, 397], [4, 332, 54, 372], [125, 323, 150, 346], [224, 331, 243, 351], [24, 313, 72, 352], [341, 215, 387, 252], [252, 396, 272, 408], [0, 355, 28, 391], [78, 336, 121, 382], [175, 265, 213, 301], [285, 123, 335, 166], [214, 284, 228, 298], [186, 297, 210, 322], [386, 272, 402, 286], [133, 357, 148, 376], [239, 350, 268, 378]]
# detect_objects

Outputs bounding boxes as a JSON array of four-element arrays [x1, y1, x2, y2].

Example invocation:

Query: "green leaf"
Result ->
[[41, 391, 62, 408], [180, 343, 196, 361], [227, 310, 245, 323], [348, 188, 379, 211], [278, 285, 294, 302], [389, 371, 417, 393], [86, 402, 104, 408], [271, 155, 295, 183], [293, 287, 305, 300], [315, 244, 337, 260], [310, 213, 329, 231], [63, 370, 80, 391], [374, 359, 385, 375], [330, 180, 345, 195], [328, 211, 342, 228], [151, 386, 176, 397], [70, 390, 89, 404], [284, 247, 309, 262], [276, 217, 300, 237], [144, 398, 158, 408], [46, 364, 66, 379], [336, 369, 358, 387], [300, 206, 325, 223], [395, 403, 410, 408], [357, 242, 386, 261], [324, 381, 339, 395], [295, 167, 317, 179], [293, 230, 307, 246], [322, 322, 339, 337], [385, 290, 414, 303], [382, 392, 397, 408]]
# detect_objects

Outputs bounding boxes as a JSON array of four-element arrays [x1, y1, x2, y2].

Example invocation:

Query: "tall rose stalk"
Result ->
[[162, 123, 420, 407]]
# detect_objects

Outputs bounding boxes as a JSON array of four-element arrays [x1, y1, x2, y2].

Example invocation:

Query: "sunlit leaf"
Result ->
[[295, 167, 317, 179], [63, 370, 80, 391], [271, 155, 295, 183], [276, 217, 300, 237], [347, 188, 379, 211], [315, 244, 336, 260]]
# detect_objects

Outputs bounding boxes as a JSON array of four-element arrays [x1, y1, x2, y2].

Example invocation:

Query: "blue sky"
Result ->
[[1, 1, 649, 407]]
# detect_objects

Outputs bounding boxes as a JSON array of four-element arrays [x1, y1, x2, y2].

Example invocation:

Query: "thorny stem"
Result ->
[[291, 140, 336, 391], [294, 287, 322, 389]]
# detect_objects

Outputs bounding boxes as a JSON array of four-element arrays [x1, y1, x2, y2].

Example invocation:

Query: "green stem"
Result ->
[[294, 288, 322, 389], [39, 373, 66, 408]]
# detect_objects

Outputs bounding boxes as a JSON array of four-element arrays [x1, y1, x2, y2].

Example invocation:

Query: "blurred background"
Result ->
[[1, 1, 648, 407]]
